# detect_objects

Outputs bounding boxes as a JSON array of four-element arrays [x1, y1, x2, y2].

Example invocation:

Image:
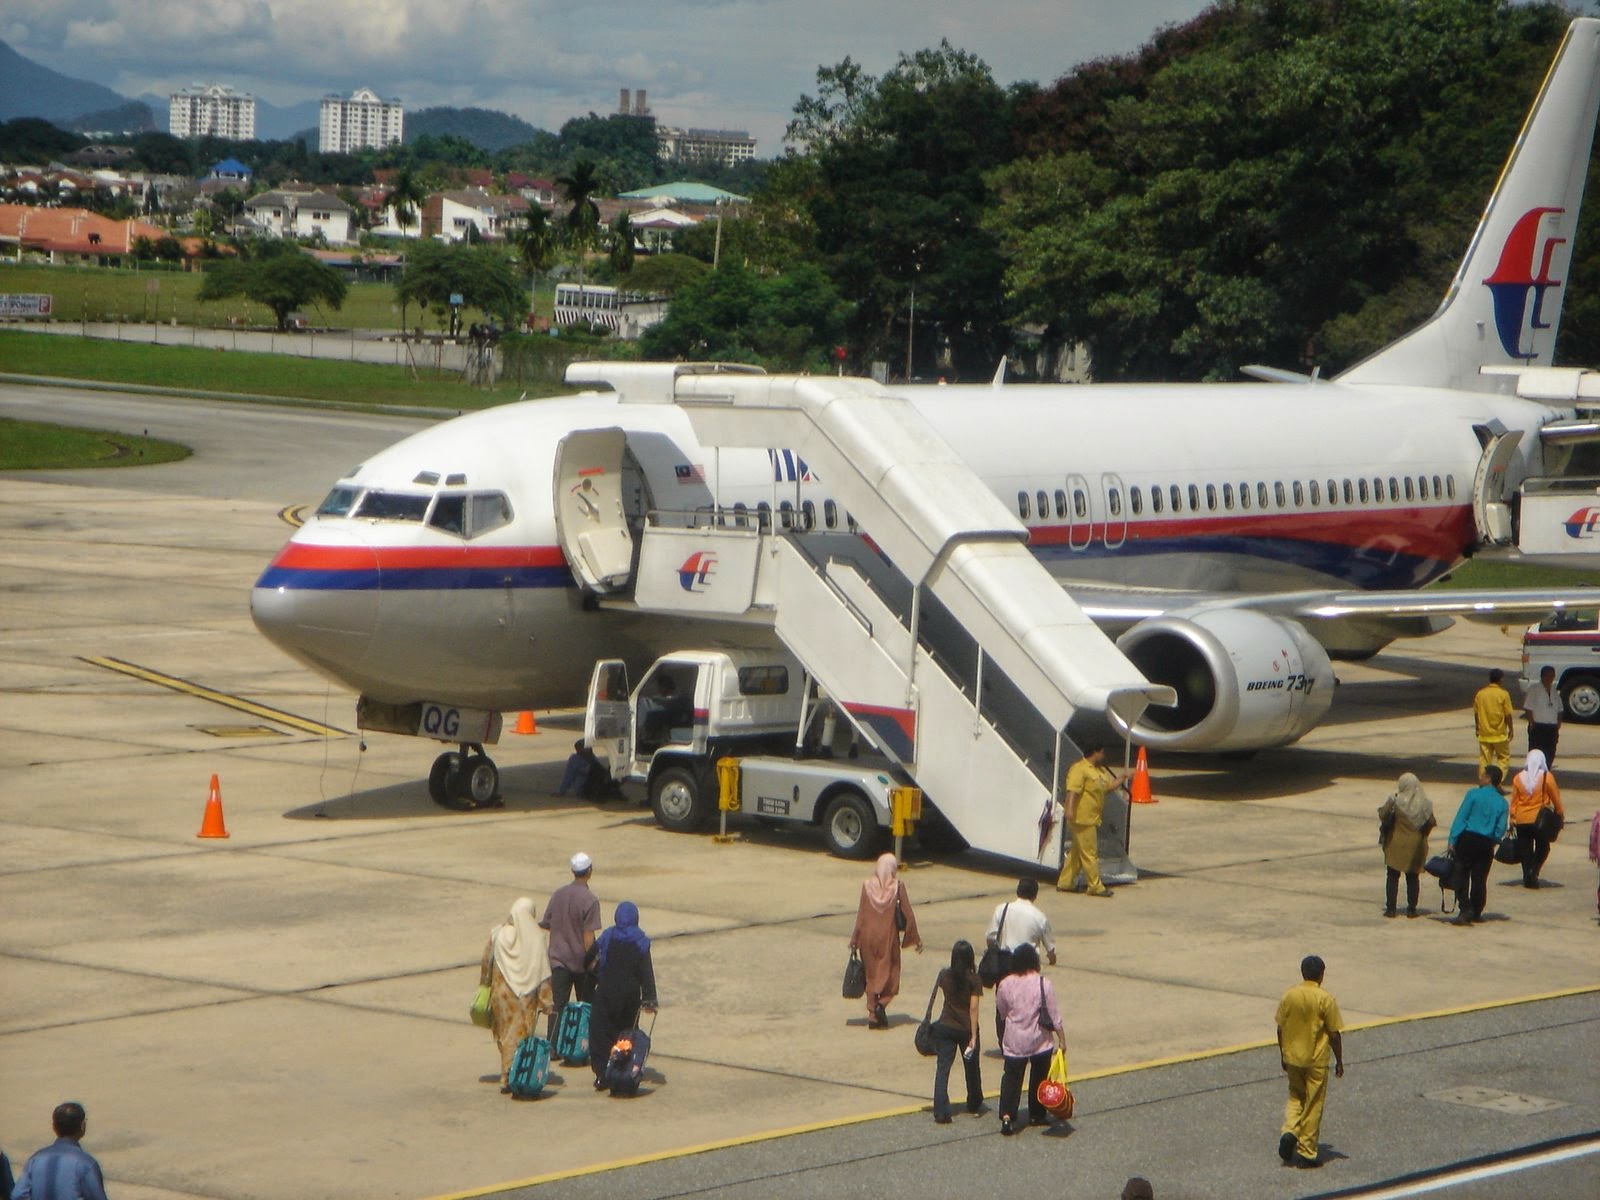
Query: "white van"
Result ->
[[1520, 610, 1600, 722]]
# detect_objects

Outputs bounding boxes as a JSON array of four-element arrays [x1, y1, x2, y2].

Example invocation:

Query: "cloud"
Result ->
[[9, 0, 1213, 149]]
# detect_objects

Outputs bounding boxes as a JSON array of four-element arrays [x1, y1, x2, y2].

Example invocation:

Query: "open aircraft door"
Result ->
[[584, 659, 633, 780], [1471, 426, 1523, 547], [554, 429, 636, 592]]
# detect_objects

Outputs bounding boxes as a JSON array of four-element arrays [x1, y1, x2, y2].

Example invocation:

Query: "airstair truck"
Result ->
[[585, 649, 915, 858]]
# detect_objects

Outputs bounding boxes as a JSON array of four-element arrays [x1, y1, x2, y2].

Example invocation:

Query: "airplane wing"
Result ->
[[1065, 581, 1597, 634]]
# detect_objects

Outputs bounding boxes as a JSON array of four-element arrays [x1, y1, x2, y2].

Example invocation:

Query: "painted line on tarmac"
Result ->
[[422, 985, 1600, 1200], [279, 504, 309, 527], [79, 655, 347, 736], [1301, 1130, 1600, 1198]]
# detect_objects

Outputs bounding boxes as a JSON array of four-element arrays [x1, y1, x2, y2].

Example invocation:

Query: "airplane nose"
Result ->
[[250, 534, 380, 679]]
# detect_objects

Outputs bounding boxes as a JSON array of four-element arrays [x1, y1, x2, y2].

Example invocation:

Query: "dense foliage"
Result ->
[[196, 244, 348, 330]]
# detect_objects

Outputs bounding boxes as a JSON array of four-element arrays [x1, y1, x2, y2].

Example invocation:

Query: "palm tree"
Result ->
[[513, 204, 558, 315], [389, 168, 427, 238], [556, 158, 603, 291], [608, 210, 635, 277]]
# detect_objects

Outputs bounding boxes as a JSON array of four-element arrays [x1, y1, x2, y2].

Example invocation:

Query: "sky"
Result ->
[[1, 0, 1212, 151]]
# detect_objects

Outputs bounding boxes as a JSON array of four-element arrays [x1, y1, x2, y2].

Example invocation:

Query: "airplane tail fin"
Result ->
[[1338, 19, 1600, 391]]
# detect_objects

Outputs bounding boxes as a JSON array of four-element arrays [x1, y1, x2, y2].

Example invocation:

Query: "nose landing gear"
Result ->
[[428, 744, 502, 810]]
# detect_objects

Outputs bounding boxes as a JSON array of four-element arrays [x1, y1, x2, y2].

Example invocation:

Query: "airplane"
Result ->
[[254, 18, 1600, 811]]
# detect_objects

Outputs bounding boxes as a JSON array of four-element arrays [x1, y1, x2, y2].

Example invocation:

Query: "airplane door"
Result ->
[[554, 429, 635, 592], [1066, 474, 1092, 550], [1471, 428, 1523, 547], [1101, 473, 1127, 548], [584, 659, 633, 780]]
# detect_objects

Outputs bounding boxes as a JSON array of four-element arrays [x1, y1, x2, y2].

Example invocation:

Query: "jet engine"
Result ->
[[1115, 608, 1335, 753]]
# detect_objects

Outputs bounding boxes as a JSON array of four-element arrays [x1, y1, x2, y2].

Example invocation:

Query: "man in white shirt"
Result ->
[[987, 878, 1057, 967], [1522, 665, 1562, 766]]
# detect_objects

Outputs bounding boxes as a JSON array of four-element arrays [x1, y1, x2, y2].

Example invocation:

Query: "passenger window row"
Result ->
[[1015, 473, 1457, 520]]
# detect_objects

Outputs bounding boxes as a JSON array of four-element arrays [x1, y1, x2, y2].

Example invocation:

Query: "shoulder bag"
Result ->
[[1533, 788, 1564, 841], [977, 903, 1012, 988], [894, 882, 908, 932], [1037, 976, 1055, 1033], [913, 975, 942, 1057], [842, 949, 867, 999]]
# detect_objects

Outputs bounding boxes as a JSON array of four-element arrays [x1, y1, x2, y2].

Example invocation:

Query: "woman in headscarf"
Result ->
[[479, 897, 553, 1090], [1509, 749, 1564, 888], [849, 852, 922, 1029], [588, 901, 658, 1088], [1377, 772, 1435, 917]]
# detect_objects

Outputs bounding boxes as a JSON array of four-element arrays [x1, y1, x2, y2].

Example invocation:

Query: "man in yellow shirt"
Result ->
[[1276, 954, 1345, 1170], [1473, 669, 1514, 780], [1055, 741, 1121, 898]]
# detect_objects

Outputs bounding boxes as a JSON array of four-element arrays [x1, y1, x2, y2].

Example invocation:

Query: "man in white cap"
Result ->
[[540, 851, 601, 1040]]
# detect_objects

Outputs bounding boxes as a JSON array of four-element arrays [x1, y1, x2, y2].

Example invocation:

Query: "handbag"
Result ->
[[1534, 804, 1564, 842], [894, 883, 908, 933], [913, 977, 941, 1057], [1036, 1047, 1074, 1119], [1378, 809, 1396, 846], [1036, 977, 1055, 1032], [1424, 851, 1459, 913], [977, 903, 1012, 988], [842, 949, 867, 999], [1495, 830, 1520, 865], [470, 983, 493, 1028]]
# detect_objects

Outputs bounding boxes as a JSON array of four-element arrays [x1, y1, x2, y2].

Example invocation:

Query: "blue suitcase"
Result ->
[[603, 1024, 651, 1097], [554, 1001, 591, 1065], [507, 1034, 550, 1098]]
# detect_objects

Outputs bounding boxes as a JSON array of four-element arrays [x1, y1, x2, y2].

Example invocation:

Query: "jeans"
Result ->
[[999, 1050, 1053, 1126], [931, 1024, 983, 1119]]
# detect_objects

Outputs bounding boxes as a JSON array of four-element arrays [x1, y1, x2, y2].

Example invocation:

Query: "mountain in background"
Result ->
[[0, 41, 134, 126], [63, 101, 157, 134], [406, 106, 544, 151]]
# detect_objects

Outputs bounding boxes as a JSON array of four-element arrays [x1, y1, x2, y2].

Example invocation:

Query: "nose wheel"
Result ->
[[428, 745, 501, 810]]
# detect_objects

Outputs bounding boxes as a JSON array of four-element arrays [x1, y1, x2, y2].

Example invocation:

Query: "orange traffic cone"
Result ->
[[197, 773, 230, 838], [1129, 747, 1156, 804], [515, 710, 538, 735]]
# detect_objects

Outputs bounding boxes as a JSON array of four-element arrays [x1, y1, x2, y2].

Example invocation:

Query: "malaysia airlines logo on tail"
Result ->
[[676, 551, 718, 591], [1482, 207, 1566, 360]]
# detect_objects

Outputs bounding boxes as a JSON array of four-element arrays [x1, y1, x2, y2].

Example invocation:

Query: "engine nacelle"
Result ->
[[1115, 608, 1335, 752]]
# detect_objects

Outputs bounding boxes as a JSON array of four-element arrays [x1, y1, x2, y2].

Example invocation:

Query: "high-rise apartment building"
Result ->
[[169, 84, 256, 140], [656, 126, 757, 167], [319, 88, 404, 155]]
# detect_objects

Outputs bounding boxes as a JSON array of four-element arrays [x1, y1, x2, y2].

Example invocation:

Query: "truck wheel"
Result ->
[[822, 790, 881, 860], [651, 765, 711, 832], [1560, 673, 1600, 723]]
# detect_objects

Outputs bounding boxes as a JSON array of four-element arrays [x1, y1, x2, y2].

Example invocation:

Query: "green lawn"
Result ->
[[0, 417, 191, 469], [0, 329, 544, 409], [1433, 558, 1600, 590], [0, 262, 556, 332]]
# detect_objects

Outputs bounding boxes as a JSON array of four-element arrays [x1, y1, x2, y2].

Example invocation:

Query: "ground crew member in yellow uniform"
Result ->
[[1473, 668, 1514, 780], [1055, 741, 1121, 898], [1276, 954, 1345, 1170]]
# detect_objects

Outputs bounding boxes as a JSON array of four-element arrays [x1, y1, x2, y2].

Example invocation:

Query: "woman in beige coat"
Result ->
[[479, 897, 554, 1089], [1379, 773, 1435, 918]]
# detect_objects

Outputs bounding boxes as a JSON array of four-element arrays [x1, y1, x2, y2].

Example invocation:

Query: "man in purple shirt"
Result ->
[[540, 851, 602, 1040], [14, 1102, 108, 1200]]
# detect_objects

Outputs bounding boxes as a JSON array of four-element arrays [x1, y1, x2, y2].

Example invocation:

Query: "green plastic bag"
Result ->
[[470, 984, 493, 1028]]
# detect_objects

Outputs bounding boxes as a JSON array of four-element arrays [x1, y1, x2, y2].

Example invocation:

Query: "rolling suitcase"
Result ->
[[603, 1013, 655, 1097], [507, 1034, 550, 1098], [554, 1001, 591, 1066]]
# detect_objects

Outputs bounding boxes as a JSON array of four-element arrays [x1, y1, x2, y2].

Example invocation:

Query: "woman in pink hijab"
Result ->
[[849, 852, 922, 1028]]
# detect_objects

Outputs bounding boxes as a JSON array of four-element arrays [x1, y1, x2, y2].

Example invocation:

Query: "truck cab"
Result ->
[[584, 649, 908, 858], [1520, 609, 1600, 722]]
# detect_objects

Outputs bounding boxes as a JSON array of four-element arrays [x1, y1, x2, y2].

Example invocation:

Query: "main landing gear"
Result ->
[[428, 744, 501, 810]]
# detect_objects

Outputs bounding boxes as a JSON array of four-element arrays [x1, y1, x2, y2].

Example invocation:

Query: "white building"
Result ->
[[169, 84, 256, 141], [656, 126, 757, 167], [422, 189, 526, 242], [319, 88, 404, 155], [243, 189, 355, 244]]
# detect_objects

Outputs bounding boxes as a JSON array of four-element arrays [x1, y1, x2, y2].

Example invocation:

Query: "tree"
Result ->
[[388, 168, 427, 236], [627, 253, 710, 296], [395, 239, 525, 330], [640, 261, 850, 370], [198, 251, 348, 330], [556, 158, 604, 285], [609, 210, 636, 276]]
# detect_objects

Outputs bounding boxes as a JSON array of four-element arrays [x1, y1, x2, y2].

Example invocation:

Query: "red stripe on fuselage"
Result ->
[[268, 542, 569, 570]]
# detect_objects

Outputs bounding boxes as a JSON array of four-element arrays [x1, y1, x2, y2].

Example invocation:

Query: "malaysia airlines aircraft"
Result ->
[[254, 19, 1600, 807]]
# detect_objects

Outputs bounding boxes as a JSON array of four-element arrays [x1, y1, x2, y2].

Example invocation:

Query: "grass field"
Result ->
[[0, 329, 546, 409], [0, 262, 557, 332], [0, 417, 191, 469]]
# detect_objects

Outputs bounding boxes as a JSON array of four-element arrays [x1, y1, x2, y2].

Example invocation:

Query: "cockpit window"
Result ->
[[316, 486, 360, 517], [356, 491, 430, 522], [426, 491, 513, 538], [470, 492, 513, 536]]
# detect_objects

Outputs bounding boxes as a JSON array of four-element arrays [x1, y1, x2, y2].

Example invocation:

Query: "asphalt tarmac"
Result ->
[[1, 383, 1596, 1200]]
